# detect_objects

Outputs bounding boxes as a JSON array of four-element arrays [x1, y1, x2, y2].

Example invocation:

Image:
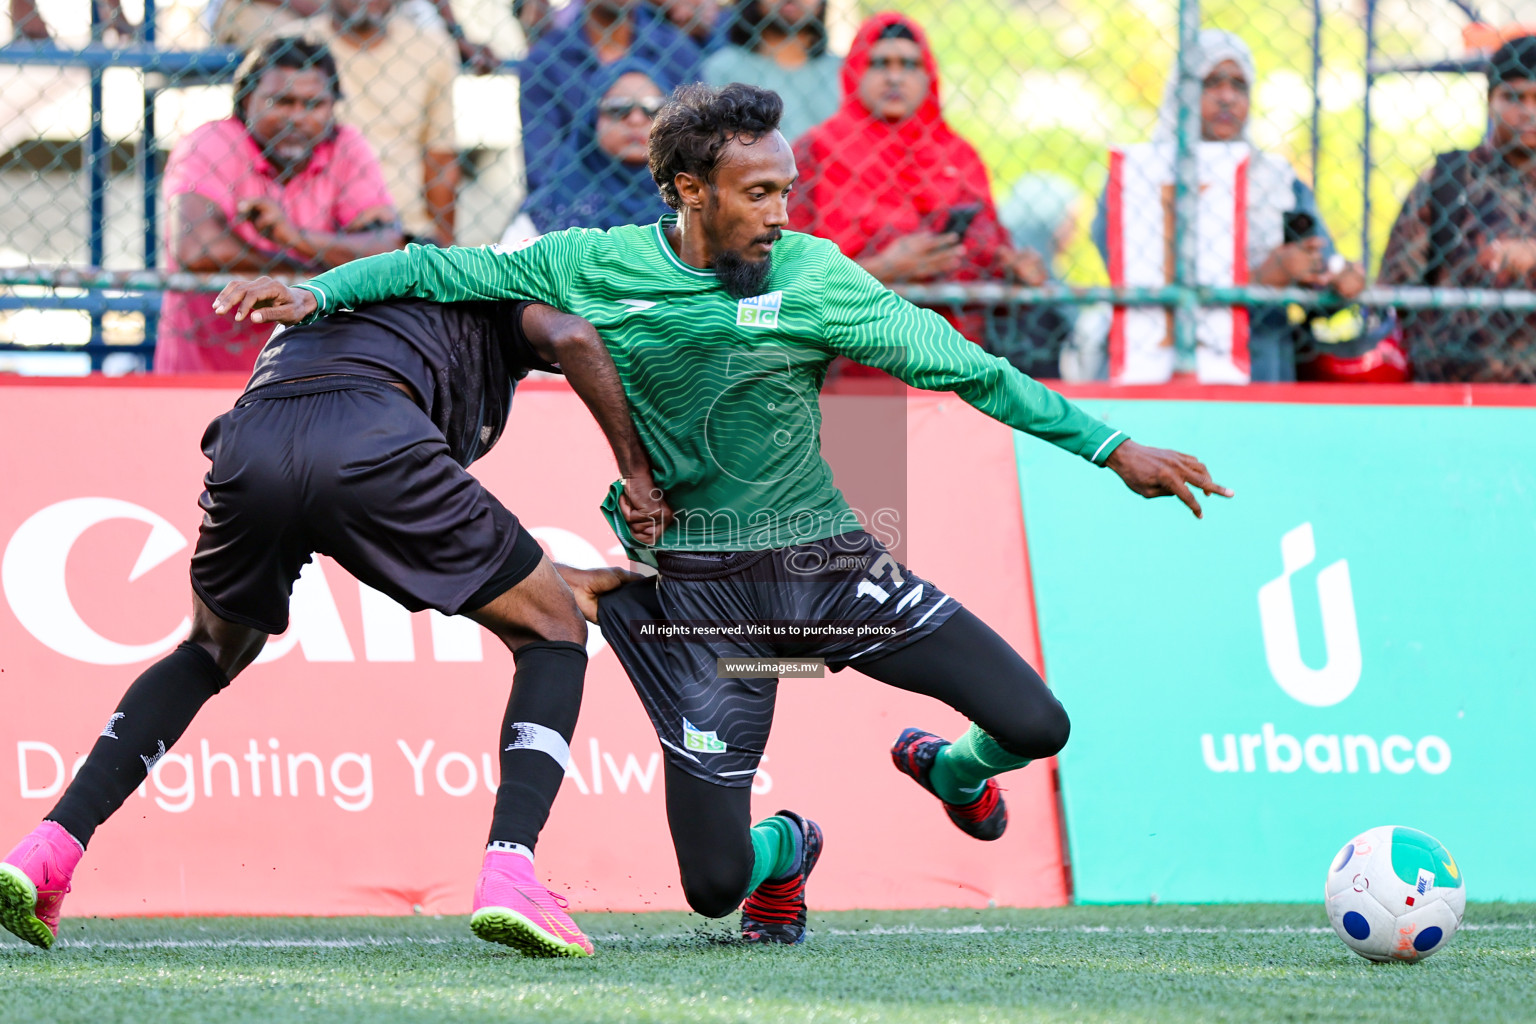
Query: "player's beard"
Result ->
[[715, 234, 779, 300]]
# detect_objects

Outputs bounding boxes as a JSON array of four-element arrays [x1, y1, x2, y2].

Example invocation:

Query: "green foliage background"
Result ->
[[860, 0, 1489, 282]]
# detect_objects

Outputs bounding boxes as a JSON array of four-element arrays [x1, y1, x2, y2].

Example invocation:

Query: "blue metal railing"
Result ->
[[0, 32, 243, 369]]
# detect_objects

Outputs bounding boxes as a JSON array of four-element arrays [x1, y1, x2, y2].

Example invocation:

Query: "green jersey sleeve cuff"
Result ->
[[293, 282, 329, 324], [1088, 428, 1128, 466]]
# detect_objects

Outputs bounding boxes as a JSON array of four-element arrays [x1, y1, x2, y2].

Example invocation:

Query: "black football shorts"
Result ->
[[597, 531, 958, 787], [190, 376, 543, 634]]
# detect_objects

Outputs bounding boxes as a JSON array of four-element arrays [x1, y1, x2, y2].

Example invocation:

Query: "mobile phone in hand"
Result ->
[[941, 203, 983, 240], [1282, 210, 1317, 244]]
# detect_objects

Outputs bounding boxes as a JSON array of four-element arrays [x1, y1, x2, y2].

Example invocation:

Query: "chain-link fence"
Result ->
[[3, 0, 1535, 381]]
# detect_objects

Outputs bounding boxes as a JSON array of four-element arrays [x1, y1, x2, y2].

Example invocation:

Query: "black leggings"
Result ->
[[665, 605, 1069, 917]]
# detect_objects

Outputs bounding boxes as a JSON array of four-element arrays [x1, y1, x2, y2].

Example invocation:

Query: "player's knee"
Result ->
[[681, 869, 751, 919], [988, 697, 1071, 760], [187, 604, 267, 681], [1033, 699, 1071, 757]]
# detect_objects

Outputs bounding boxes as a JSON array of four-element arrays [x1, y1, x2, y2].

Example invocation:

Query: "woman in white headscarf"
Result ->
[[1090, 28, 1365, 381]]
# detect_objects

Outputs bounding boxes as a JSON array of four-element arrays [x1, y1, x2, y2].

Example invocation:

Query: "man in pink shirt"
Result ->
[[157, 37, 401, 374]]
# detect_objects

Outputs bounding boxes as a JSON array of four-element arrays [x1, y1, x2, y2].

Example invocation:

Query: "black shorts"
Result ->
[[190, 376, 544, 634], [596, 531, 958, 787]]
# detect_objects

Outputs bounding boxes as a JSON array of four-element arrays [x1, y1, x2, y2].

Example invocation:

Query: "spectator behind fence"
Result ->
[[521, 0, 703, 196], [1090, 29, 1364, 384], [791, 11, 1045, 351], [648, 0, 721, 51], [274, 0, 461, 246], [996, 174, 1083, 379], [156, 38, 401, 374], [502, 60, 671, 239], [9, 0, 133, 40], [211, 0, 499, 74], [1379, 36, 1536, 383], [702, 1, 840, 142]]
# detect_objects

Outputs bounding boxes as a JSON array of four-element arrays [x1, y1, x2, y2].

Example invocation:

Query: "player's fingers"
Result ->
[[235, 281, 283, 321], [1170, 477, 1203, 518], [626, 508, 660, 542], [251, 299, 303, 324], [1185, 459, 1234, 498], [628, 518, 659, 546], [212, 282, 246, 315], [235, 288, 264, 322], [586, 564, 646, 592]]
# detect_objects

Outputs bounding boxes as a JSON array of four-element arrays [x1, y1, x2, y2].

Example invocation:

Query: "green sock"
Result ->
[[928, 724, 1031, 804], [747, 815, 801, 893]]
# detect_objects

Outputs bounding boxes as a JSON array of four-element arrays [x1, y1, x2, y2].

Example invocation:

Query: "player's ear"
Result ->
[[674, 171, 706, 210]]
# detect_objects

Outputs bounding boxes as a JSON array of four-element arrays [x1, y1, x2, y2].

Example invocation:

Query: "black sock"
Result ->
[[47, 641, 229, 848], [486, 640, 587, 852]]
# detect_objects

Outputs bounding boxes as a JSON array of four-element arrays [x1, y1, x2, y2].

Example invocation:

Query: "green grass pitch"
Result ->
[[4, 904, 1533, 1023]]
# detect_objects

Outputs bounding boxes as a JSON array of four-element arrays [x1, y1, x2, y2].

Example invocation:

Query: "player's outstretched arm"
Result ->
[[1104, 440, 1233, 519], [818, 253, 1126, 465], [521, 304, 674, 546]]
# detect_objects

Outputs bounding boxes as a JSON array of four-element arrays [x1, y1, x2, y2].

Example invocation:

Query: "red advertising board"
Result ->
[[0, 378, 1067, 916]]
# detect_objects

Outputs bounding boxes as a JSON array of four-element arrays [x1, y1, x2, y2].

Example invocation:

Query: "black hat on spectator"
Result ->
[[1487, 36, 1536, 90]]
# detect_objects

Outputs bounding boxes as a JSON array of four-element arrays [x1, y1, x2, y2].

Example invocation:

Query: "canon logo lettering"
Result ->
[[3, 499, 614, 666], [2, 497, 192, 665]]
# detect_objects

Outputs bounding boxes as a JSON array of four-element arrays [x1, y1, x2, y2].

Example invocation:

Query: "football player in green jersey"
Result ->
[[216, 82, 1230, 948]]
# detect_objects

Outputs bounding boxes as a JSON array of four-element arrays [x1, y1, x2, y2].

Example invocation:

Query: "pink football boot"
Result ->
[[469, 850, 593, 958], [0, 821, 84, 949]]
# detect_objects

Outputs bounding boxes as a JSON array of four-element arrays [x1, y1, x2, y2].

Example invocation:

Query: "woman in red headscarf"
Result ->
[[791, 10, 1044, 347]]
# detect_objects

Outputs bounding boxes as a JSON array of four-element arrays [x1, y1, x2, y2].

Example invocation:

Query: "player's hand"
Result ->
[[212, 277, 318, 325], [620, 472, 673, 546], [555, 563, 648, 624], [1105, 439, 1233, 519]]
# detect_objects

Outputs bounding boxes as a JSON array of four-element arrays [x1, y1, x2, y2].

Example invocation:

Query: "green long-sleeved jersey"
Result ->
[[298, 217, 1128, 552]]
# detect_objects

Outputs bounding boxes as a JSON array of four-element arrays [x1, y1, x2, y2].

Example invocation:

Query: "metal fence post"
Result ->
[[87, 3, 108, 369], [141, 0, 160, 366], [1362, 0, 1375, 274], [1173, 0, 1202, 373]]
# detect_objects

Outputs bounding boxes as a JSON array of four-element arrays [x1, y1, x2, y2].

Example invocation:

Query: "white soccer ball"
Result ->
[[1324, 825, 1466, 962]]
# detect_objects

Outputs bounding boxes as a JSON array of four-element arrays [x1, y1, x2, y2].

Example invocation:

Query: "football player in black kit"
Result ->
[[0, 299, 665, 959]]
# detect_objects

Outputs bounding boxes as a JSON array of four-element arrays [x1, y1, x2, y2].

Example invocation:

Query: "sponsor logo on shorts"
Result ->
[[736, 291, 782, 328], [682, 718, 727, 754]]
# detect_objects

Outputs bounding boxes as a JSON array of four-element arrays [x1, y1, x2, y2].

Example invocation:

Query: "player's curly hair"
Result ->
[[649, 83, 784, 210]]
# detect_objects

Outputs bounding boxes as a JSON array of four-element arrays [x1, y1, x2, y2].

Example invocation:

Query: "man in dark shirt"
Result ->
[[0, 300, 664, 960], [1380, 37, 1536, 382]]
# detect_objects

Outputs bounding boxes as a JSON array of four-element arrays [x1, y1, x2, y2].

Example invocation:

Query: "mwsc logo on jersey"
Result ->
[[1199, 522, 1451, 777], [736, 290, 782, 328]]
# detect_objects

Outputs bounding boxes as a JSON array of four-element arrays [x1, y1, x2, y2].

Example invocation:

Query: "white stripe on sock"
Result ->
[[503, 723, 570, 768]]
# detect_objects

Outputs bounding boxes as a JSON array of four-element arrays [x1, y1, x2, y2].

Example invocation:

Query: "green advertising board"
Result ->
[[1015, 400, 1536, 903]]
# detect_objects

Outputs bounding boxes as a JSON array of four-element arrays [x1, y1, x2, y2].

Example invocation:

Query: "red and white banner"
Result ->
[[0, 378, 1067, 916]]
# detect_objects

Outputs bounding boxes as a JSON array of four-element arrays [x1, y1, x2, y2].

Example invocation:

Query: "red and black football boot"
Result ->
[[740, 810, 823, 945], [890, 727, 1008, 841]]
